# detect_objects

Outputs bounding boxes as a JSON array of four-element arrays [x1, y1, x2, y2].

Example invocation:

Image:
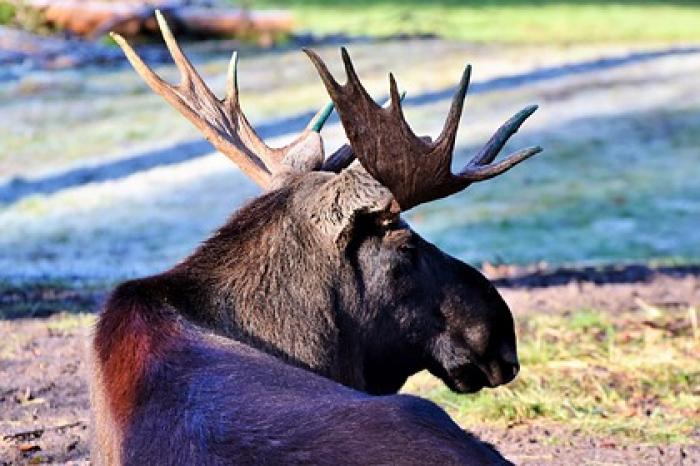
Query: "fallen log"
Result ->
[[175, 7, 295, 37], [14, 1, 294, 40]]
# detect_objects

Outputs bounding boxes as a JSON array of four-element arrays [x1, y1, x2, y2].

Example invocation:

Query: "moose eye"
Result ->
[[388, 234, 417, 279], [397, 240, 417, 261], [384, 229, 415, 257], [398, 242, 415, 252], [379, 216, 401, 231]]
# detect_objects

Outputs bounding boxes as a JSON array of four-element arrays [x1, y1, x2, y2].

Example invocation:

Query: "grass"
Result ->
[[45, 312, 96, 332], [404, 307, 700, 444], [0, 1, 14, 25], [0, 278, 105, 319], [0, 0, 53, 34], [258, 0, 700, 44], [414, 105, 700, 266]]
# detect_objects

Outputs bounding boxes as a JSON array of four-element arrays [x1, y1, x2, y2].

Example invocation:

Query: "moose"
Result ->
[[92, 12, 542, 464]]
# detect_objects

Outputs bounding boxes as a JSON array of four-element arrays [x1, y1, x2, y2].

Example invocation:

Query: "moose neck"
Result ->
[[166, 189, 362, 388], [362, 331, 427, 394]]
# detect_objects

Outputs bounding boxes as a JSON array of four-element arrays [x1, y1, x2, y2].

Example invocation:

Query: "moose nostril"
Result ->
[[497, 360, 519, 385], [500, 348, 518, 367], [511, 361, 520, 378]]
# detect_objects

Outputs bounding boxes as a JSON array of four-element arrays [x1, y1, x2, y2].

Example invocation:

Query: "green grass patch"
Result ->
[[404, 307, 700, 444], [0, 1, 16, 25], [258, 1, 700, 44]]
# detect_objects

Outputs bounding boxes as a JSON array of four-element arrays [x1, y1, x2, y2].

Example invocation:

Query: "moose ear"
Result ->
[[304, 164, 395, 246], [283, 131, 325, 172], [270, 132, 326, 189]]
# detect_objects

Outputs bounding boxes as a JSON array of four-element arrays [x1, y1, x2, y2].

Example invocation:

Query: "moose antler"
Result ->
[[112, 11, 334, 188], [304, 48, 543, 210]]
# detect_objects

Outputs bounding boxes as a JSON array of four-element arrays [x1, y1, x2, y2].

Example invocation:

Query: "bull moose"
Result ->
[[91, 12, 542, 464]]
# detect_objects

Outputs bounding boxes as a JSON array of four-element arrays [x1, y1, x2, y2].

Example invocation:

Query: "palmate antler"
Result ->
[[304, 48, 542, 210], [112, 11, 335, 188]]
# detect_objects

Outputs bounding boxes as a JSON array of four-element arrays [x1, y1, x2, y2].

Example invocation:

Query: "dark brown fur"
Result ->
[[94, 281, 184, 427], [92, 277, 511, 465]]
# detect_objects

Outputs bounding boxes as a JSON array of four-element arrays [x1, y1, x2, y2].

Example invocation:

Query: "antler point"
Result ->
[[155, 9, 166, 28], [340, 47, 358, 83], [463, 64, 472, 78], [523, 104, 539, 115], [109, 31, 126, 46], [340, 47, 351, 65], [226, 50, 240, 99]]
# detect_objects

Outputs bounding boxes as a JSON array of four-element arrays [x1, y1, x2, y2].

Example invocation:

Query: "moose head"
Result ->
[[111, 13, 541, 396]]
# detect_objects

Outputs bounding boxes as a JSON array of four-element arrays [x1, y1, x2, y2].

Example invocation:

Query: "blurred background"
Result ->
[[0, 1, 698, 464], [1, 0, 699, 279]]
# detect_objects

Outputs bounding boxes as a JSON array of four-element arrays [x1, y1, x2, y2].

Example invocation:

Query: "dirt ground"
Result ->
[[1, 265, 698, 465]]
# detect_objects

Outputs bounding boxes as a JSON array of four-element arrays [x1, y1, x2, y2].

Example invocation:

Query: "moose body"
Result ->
[[93, 12, 542, 464], [92, 277, 510, 465]]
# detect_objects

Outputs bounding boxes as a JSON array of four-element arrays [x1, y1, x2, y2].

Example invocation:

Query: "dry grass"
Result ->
[[404, 306, 700, 444]]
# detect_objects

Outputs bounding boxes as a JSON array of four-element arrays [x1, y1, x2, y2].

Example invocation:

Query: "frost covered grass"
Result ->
[[413, 107, 700, 265], [404, 306, 700, 444], [0, 153, 259, 280], [0, 44, 699, 280]]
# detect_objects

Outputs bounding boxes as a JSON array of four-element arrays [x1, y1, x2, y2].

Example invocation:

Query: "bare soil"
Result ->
[[1, 266, 699, 465]]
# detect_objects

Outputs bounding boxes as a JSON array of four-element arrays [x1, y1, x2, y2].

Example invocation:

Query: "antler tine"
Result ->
[[388, 73, 404, 117], [110, 32, 169, 97], [340, 48, 361, 86], [468, 105, 539, 166], [155, 11, 210, 95], [307, 101, 335, 133], [459, 146, 542, 181], [303, 48, 343, 98], [434, 65, 471, 155], [340, 48, 382, 110], [454, 104, 542, 181], [226, 50, 239, 103]]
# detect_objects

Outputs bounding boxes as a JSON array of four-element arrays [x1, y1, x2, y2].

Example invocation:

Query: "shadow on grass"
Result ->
[[0, 279, 106, 320], [492, 264, 700, 289]]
